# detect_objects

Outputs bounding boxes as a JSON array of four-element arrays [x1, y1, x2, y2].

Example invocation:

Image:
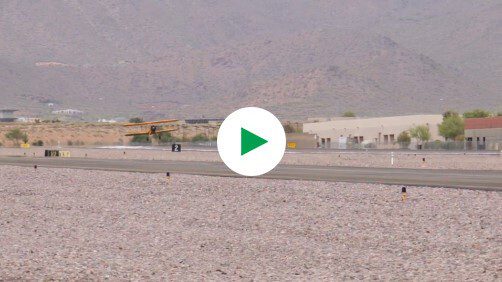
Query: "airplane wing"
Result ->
[[124, 119, 178, 127], [125, 131, 151, 136], [155, 128, 177, 134], [125, 127, 177, 136]]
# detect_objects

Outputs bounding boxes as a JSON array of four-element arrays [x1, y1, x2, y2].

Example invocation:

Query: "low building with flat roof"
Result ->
[[465, 117, 502, 150], [303, 114, 443, 149], [185, 118, 224, 124], [0, 109, 18, 122], [52, 109, 84, 116]]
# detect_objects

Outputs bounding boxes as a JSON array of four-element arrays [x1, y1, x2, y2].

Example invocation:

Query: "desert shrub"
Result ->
[[158, 132, 174, 143], [342, 111, 356, 117], [130, 135, 151, 144], [128, 117, 144, 123], [191, 134, 209, 142], [67, 140, 73, 146], [397, 131, 411, 148], [463, 109, 491, 118], [32, 140, 44, 146]]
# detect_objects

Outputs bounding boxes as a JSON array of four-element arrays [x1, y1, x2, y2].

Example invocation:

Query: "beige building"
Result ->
[[464, 117, 502, 150], [303, 114, 443, 148]]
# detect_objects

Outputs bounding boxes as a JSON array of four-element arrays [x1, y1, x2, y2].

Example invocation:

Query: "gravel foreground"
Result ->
[[0, 166, 500, 280]]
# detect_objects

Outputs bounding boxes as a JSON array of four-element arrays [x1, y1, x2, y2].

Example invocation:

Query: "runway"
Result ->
[[1, 156, 501, 191]]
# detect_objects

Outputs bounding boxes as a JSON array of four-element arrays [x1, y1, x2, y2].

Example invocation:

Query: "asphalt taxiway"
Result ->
[[1, 156, 500, 191]]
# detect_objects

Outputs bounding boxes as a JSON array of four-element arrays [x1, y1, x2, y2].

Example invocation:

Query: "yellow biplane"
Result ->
[[124, 119, 178, 139]]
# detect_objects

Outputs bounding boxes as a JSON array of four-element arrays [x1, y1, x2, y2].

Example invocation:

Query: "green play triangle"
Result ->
[[241, 127, 268, 156]]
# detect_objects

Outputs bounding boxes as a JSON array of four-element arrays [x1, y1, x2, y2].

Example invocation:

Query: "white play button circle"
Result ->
[[217, 107, 286, 176]]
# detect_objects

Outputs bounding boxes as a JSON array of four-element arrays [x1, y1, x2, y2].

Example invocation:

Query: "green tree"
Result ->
[[128, 117, 144, 123], [442, 110, 459, 119], [497, 112, 502, 117], [409, 125, 431, 143], [463, 109, 491, 118], [438, 114, 464, 140], [283, 124, 295, 133], [342, 111, 356, 117], [397, 131, 411, 148], [5, 128, 28, 145]]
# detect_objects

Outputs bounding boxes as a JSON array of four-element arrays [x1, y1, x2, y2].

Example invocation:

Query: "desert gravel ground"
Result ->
[[0, 166, 500, 280], [1, 147, 502, 170]]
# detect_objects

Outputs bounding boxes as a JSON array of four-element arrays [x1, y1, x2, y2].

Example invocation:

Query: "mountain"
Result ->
[[0, 0, 500, 119]]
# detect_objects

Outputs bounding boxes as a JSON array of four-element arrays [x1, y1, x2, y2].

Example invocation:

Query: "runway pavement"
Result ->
[[0, 156, 501, 191]]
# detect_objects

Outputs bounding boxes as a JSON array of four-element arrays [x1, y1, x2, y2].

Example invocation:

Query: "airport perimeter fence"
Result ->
[[320, 140, 502, 151], [177, 140, 502, 151]]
